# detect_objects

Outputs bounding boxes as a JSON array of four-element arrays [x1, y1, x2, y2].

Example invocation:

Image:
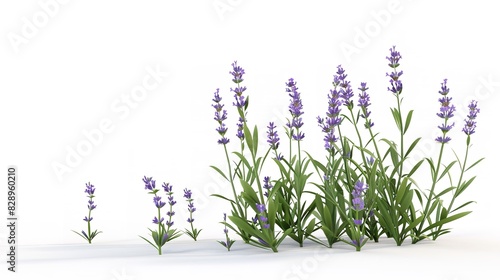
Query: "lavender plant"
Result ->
[[218, 213, 235, 251], [72, 182, 102, 244], [209, 47, 482, 251], [211, 61, 291, 252], [183, 188, 202, 241], [139, 176, 182, 255], [412, 86, 483, 243]]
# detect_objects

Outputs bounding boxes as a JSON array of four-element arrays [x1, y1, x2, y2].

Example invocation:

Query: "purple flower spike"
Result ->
[[162, 182, 173, 193], [230, 61, 248, 110], [267, 122, 280, 150], [263, 176, 273, 198], [236, 117, 245, 140], [358, 82, 374, 128], [386, 46, 403, 95], [463, 100, 480, 135], [352, 181, 367, 211], [435, 79, 456, 143], [212, 88, 230, 145], [256, 203, 266, 213], [83, 216, 93, 222], [183, 188, 192, 199], [85, 182, 96, 195], [353, 219, 363, 226], [318, 68, 345, 151], [153, 216, 164, 224], [142, 176, 156, 191], [286, 78, 305, 141]]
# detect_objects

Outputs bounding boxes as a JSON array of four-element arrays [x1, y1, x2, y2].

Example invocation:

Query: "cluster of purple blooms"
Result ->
[[286, 78, 305, 141], [184, 188, 196, 224], [143, 176, 176, 228], [256, 203, 270, 229], [387, 46, 403, 95], [435, 79, 456, 143], [352, 181, 367, 225]]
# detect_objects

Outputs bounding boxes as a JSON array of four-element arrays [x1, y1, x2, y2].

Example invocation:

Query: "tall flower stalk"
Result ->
[[183, 188, 202, 241], [72, 182, 102, 244]]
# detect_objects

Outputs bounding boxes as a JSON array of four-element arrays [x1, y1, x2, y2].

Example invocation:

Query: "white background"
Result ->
[[1, 0, 499, 279]]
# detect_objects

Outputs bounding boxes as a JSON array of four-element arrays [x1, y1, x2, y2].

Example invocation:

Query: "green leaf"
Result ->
[[252, 125, 259, 156], [465, 157, 485, 172], [403, 110, 414, 134], [451, 201, 475, 213], [422, 211, 472, 233], [456, 176, 476, 197], [391, 107, 402, 131], [435, 186, 456, 198], [243, 124, 253, 154], [404, 137, 421, 158], [210, 165, 229, 181], [438, 161, 457, 182], [396, 177, 409, 204], [240, 179, 259, 206], [211, 194, 236, 204]]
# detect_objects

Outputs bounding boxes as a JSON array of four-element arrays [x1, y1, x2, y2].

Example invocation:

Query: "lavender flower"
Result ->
[[256, 203, 266, 213], [153, 216, 164, 224], [213, 88, 230, 145], [73, 182, 102, 244], [435, 79, 456, 143], [236, 117, 245, 140], [267, 122, 280, 150], [286, 78, 305, 141], [463, 100, 480, 135], [85, 182, 96, 195], [142, 176, 156, 191], [337, 65, 354, 107], [318, 68, 343, 151], [263, 176, 273, 198], [353, 219, 363, 226], [358, 82, 374, 128], [386, 46, 403, 95], [255, 203, 269, 230], [230, 61, 248, 109], [352, 181, 367, 211]]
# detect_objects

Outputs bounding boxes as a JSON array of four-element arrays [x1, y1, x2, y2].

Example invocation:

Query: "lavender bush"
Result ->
[[210, 46, 482, 252]]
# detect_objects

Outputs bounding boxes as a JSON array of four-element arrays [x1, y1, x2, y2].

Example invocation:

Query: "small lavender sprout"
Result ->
[[218, 213, 235, 251], [72, 182, 102, 244], [183, 188, 202, 241], [139, 177, 181, 255]]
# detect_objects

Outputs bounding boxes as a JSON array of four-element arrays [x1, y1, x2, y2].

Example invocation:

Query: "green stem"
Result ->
[[418, 141, 446, 235], [87, 208, 92, 244], [158, 206, 162, 255], [223, 144, 244, 216]]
